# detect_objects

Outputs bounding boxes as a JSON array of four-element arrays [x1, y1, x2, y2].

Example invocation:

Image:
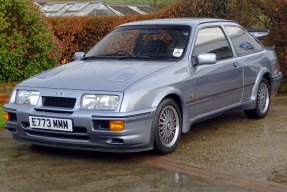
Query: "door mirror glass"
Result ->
[[74, 52, 85, 61], [197, 53, 216, 65]]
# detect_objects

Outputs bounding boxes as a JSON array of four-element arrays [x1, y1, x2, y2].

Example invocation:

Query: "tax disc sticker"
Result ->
[[173, 49, 183, 57]]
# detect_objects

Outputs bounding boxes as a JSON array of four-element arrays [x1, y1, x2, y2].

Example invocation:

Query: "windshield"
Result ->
[[85, 25, 191, 60]]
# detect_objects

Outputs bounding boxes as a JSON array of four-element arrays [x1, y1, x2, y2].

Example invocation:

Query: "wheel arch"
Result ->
[[151, 88, 189, 133], [244, 71, 271, 119], [251, 69, 272, 100], [163, 94, 183, 118]]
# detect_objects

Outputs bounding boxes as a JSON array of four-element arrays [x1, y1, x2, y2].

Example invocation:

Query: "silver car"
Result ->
[[4, 18, 283, 154]]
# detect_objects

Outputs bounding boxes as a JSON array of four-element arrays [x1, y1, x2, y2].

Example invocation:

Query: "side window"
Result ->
[[192, 27, 233, 65], [225, 26, 263, 57]]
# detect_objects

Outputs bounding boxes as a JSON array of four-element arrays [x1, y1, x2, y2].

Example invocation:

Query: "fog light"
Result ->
[[109, 120, 124, 131], [4, 111, 9, 121]]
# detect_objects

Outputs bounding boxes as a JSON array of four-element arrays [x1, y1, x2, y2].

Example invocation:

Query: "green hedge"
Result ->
[[0, 106, 4, 129], [0, 0, 62, 82]]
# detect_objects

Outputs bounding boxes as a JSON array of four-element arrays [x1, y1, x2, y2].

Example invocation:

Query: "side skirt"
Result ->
[[184, 99, 256, 133]]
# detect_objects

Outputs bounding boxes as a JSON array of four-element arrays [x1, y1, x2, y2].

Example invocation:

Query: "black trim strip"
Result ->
[[25, 128, 88, 136], [244, 83, 255, 88], [34, 108, 74, 114], [3, 107, 16, 112], [91, 112, 152, 119], [186, 86, 247, 105]]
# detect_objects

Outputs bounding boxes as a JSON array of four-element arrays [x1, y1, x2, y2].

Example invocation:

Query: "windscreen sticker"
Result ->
[[173, 48, 183, 57]]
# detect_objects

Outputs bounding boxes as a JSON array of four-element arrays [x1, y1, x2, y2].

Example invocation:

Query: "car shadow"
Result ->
[[27, 110, 248, 160]]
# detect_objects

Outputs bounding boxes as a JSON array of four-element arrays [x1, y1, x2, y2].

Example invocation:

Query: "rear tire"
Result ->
[[153, 98, 182, 155], [244, 78, 270, 119]]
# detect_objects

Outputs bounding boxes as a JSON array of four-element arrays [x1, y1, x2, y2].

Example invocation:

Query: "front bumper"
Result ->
[[272, 72, 283, 95], [4, 104, 156, 153]]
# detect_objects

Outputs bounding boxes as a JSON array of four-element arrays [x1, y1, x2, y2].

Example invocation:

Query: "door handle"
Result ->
[[233, 62, 239, 68]]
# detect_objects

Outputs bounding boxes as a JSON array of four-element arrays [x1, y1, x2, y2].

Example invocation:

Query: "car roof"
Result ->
[[119, 18, 237, 27]]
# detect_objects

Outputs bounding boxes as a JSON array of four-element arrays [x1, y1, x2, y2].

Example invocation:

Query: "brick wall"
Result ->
[[0, 82, 19, 106]]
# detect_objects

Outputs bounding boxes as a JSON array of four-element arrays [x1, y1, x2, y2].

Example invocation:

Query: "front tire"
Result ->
[[244, 78, 270, 119], [153, 99, 182, 154]]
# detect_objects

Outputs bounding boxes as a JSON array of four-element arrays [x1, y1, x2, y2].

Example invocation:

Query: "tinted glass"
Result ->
[[192, 27, 233, 64], [225, 26, 263, 57], [85, 25, 190, 60]]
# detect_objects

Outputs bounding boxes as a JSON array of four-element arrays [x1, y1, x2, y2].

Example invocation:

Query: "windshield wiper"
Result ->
[[139, 54, 177, 59], [82, 55, 137, 60], [82, 54, 177, 60], [117, 56, 137, 60], [81, 56, 109, 60]]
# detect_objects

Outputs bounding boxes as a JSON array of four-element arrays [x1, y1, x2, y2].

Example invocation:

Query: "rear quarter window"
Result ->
[[225, 26, 263, 57]]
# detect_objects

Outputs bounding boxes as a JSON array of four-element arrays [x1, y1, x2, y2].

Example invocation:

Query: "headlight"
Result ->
[[81, 94, 119, 111], [16, 90, 40, 105]]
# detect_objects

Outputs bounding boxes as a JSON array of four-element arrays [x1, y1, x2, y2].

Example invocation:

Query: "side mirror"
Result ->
[[74, 52, 85, 61], [197, 53, 216, 65]]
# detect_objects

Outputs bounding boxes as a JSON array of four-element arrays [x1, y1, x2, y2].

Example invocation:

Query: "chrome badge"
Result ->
[[55, 92, 64, 96]]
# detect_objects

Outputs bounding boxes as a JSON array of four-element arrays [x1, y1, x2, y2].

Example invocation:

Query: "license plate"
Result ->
[[29, 116, 73, 132]]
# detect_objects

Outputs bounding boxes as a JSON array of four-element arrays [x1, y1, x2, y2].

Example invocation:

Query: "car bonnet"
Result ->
[[17, 60, 173, 92]]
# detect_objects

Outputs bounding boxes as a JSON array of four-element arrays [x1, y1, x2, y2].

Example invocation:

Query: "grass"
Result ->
[[278, 84, 287, 95], [0, 106, 5, 129]]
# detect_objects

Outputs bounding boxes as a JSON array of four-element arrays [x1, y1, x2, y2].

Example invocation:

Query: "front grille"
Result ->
[[42, 96, 76, 109]]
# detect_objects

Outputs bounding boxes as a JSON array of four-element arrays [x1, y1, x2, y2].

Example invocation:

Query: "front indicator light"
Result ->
[[109, 120, 124, 131], [4, 111, 9, 121]]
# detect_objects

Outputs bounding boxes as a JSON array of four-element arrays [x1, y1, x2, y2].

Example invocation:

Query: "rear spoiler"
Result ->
[[248, 29, 270, 39]]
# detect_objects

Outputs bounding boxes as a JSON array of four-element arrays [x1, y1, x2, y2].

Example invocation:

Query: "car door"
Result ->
[[190, 26, 243, 116]]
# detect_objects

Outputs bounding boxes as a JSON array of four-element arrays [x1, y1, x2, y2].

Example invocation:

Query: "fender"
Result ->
[[151, 87, 190, 133], [251, 68, 271, 101], [151, 87, 182, 107]]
